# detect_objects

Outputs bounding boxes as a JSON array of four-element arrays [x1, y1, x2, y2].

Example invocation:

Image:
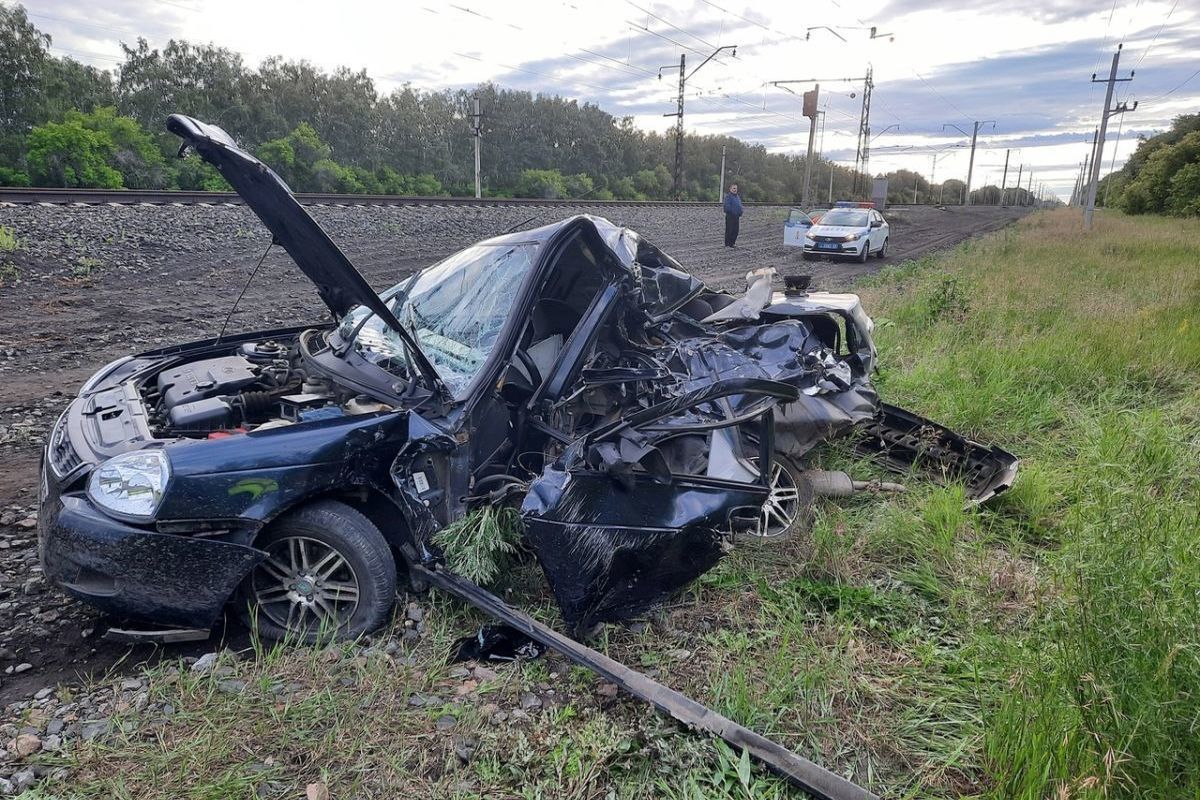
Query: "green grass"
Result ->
[[0, 224, 19, 253], [24, 209, 1200, 798], [0, 225, 20, 284]]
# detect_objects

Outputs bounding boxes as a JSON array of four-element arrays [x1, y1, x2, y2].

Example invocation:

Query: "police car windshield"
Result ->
[[820, 209, 869, 227]]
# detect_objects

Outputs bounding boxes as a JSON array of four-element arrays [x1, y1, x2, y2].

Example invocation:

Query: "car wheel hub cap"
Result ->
[[252, 535, 361, 632]]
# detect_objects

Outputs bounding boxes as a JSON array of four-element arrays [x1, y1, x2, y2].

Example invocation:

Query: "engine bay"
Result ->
[[142, 336, 393, 439]]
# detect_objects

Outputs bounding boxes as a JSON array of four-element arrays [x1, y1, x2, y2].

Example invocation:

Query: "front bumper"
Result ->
[[38, 457, 265, 629], [802, 240, 865, 257]]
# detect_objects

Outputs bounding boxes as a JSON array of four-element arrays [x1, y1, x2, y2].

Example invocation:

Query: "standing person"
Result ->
[[723, 183, 743, 247]]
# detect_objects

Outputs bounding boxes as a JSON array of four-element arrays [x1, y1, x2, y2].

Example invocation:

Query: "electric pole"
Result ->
[[1082, 129, 1097, 207], [772, 70, 873, 197], [1084, 44, 1136, 230], [943, 119, 994, 205], [719, 144, 727, 198], [1014, 163, 1022, 206], [1000, 149, 1010, 206], [854, 66, 874, 196], [471, 95, 483, 199], [660, 45, 737, 199], [931, 151, 955, 204], [802, 85, 819, 207]]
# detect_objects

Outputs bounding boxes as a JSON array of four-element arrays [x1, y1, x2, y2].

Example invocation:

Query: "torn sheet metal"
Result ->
[[522, 464, 765, 635]]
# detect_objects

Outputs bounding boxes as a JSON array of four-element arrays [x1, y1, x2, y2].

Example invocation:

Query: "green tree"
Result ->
[[0, 166, 30, 186], [68, 107, 167, 188], [515, 168, 567, 199], [1166, 161, 1200, 217], [0, 4, 49, 135], [171, 156, 229, 191], [563, 172, 594, 199], [26, 119, 122, 188], [37, 57, 113, 123], [257, 123, 333, 190]]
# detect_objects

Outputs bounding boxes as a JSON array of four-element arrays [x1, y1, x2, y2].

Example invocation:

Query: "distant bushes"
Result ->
[[1099, 114, 1200, 216]]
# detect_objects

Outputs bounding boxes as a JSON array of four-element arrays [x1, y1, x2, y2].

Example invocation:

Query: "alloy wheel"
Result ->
[[250, 535, 361, 633], [751, 460, 803, 538]]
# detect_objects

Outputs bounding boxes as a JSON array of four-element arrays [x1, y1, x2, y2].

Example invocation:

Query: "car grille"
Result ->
[[814, 235, 845, 243], [47, 412, 81, 478]]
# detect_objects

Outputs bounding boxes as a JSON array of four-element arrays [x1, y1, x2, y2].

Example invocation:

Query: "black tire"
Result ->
[[876, 237, 888, 259], [857, 242, 870, 263], [238, 499, 397, 644]]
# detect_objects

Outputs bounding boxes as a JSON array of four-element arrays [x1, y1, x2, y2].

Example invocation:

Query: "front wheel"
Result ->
[[857, 242, 870, 263], [876, 237, 888, 259], [239, 500, 397, 643]]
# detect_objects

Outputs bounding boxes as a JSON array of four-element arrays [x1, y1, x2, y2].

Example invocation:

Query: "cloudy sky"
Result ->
[[19, 0, 1200, 199]]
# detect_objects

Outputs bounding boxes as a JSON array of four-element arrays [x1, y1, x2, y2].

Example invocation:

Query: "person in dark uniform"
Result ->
[[723, 183, 743, 247]]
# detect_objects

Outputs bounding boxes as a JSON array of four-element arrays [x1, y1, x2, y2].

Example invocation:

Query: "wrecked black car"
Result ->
[[36, 114, 1017, 643]]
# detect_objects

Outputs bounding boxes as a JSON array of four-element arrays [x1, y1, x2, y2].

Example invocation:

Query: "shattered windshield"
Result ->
[[339, 243, 538, 396], [819, 210, 869, 227]]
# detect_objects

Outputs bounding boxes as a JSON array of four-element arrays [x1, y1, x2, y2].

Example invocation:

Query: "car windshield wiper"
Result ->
[[334, 273, 418, 359], [335, 276, 447, 401]]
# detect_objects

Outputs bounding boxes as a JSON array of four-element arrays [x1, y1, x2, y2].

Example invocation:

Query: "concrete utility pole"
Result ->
[[660, 45, 737, 199], [1084, 45, 1136, 230], [931, 151, 954, 204], [1000, 149, 1010, 205], [471, 96, 483, 199], [801, 85, 819, 207], [1082, 129, 1097, 207], [943, 119, 994, 205], [719, 144, 727, 198], [1014, 163, 1023, 205]]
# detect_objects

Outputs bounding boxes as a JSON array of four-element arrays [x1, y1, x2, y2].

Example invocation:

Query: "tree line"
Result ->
[[3, 3, 1047, 205], [1098, 114, 1200, 216]]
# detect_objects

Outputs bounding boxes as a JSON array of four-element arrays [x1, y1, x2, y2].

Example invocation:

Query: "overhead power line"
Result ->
[[1134, 0, 1181, 69], [1139, 66, 1199, 105]]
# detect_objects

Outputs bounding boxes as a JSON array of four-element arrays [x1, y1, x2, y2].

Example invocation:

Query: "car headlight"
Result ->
[[87, 450, 171, 521], [843, 233, 860, 242], [804, 232, 815, 240]]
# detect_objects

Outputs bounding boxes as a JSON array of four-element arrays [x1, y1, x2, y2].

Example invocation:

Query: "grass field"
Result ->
[[28, 208, 1200, 799]]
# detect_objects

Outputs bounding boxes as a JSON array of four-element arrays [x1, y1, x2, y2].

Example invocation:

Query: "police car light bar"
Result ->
[[834, 201, 875, 208]]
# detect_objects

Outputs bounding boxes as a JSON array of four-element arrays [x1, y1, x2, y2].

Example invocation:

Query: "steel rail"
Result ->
[[0, 187, 797, 207], [0, 187, 954, 209]]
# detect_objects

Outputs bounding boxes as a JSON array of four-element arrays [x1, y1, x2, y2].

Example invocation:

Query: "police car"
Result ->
[[788, 202, 889, 263]]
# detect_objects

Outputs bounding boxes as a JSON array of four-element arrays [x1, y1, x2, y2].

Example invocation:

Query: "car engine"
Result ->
[[143, 338, 391, 438]]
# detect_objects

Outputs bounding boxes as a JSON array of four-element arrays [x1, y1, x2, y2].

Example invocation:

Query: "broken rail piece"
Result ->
[[415, 564, 879, 800]]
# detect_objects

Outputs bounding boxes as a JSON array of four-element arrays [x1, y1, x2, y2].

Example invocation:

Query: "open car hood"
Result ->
[[166, 114, 448, 397], [167, 115, 395, 322]]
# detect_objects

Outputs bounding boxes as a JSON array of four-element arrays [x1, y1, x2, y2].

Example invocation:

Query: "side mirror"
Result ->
[[870, 220, 882, 228]]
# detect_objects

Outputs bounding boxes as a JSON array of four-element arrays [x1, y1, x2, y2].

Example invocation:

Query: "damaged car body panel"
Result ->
[[36, 114, 1017, 644]]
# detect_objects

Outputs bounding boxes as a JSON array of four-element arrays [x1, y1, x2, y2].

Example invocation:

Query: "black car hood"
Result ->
[[166, 114, 446, 397], [166, 114, 397, 325]]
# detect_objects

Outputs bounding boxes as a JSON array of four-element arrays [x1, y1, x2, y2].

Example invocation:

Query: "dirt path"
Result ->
[[0, 201, 1031, 702]]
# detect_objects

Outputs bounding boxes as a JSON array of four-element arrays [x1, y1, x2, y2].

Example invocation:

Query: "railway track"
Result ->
[[0, 186, 962, 209], [0, 187, 796, 207]]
